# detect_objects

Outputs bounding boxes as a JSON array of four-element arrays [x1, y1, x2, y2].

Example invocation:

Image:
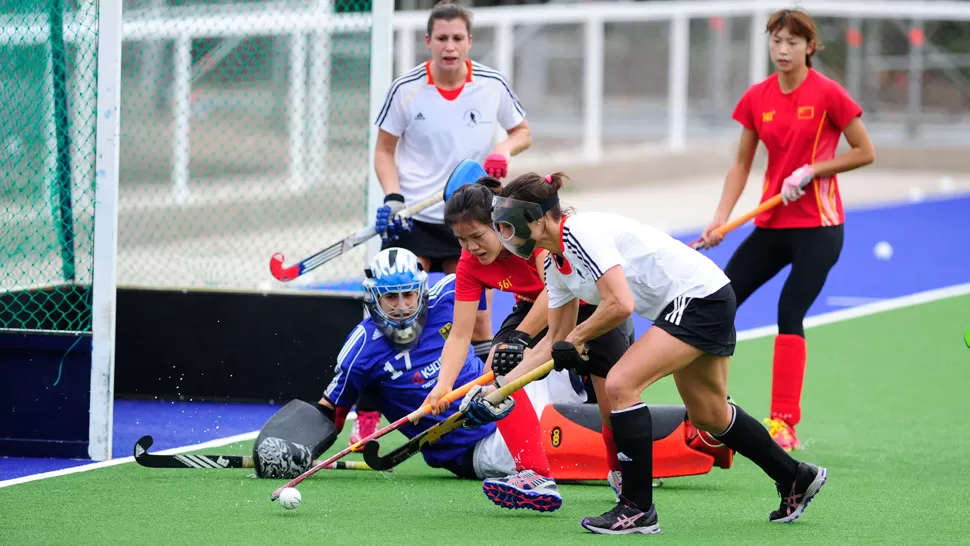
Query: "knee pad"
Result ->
[[253, 399, 338, 479]]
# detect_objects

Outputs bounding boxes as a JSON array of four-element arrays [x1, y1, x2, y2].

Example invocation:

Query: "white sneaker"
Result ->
[[607, 470, 622, 503]]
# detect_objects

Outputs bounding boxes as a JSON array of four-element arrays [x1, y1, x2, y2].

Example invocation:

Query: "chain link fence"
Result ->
[[119, 0, 375, 291], [2, 0, 378, 334]]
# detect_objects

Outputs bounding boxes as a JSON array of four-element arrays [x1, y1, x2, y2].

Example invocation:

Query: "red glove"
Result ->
[[483, 153, 509, 179]]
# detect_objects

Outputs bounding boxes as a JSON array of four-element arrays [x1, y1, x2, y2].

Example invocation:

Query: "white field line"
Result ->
[[0, 431, 257, 489], [3, 281, 970, 489]]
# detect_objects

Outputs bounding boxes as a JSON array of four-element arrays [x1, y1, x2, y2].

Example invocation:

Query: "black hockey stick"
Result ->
[[362, 406, 470, 471], [133, 435, 376, 471]]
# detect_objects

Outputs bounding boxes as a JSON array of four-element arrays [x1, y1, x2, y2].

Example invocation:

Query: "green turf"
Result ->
[[2, 295, 970, 544]]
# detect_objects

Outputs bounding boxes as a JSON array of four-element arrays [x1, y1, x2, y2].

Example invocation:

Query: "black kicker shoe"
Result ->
[[769, 462, 828, 523], [581, 496, 660, 535]]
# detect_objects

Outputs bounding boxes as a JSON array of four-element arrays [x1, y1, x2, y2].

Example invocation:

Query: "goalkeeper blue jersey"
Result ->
[[323, 275, 494, 469]]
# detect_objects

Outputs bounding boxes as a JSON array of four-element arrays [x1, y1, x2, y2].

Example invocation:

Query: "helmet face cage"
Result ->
[[362, 248, 429, 349]]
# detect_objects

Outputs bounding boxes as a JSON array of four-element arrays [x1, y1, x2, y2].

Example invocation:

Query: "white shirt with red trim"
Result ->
[[375, 60, 526, 224], [544, 213, 730, 321]]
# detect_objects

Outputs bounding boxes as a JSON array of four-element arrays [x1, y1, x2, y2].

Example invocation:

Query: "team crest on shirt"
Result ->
[[439, 322, 452, 340], [797, 106, 815, 120], [463, 108, 488, 127]]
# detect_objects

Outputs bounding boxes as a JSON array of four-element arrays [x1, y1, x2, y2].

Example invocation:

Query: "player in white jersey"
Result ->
[[360, 0, 533, 444], [478, 172, 828, 535], [371, 0, 530, 264]]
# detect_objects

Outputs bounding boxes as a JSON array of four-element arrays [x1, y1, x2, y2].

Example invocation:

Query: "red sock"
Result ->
[[495, 390, 552, 476], [771, 334, 807, 427], [602, 425, 621, 472]]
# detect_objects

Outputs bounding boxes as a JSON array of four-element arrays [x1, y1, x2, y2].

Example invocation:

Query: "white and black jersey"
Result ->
[[544, 212, 730, 320], [544, 212, 736, 355], [375, 60, 525, 224]]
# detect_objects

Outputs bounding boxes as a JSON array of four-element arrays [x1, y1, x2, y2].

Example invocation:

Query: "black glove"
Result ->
[[491, 330, 531, 376], [492, 340, 527, 376], [551, 340, 589, 375]]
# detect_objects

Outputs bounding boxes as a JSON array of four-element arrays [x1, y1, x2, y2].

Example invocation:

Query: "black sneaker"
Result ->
[[581, 496, 660, 534], [769, 462, 828, 523]]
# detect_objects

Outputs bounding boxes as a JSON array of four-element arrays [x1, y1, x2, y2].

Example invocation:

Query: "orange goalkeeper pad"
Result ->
[[539, 403, 733, 481]]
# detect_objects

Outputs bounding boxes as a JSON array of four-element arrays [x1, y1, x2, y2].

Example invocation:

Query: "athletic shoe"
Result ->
[[581, 496, 660, 535], [482, 469, 563, 512], [769, 462, 828, 523], [607, 470, 622, 503], [764, 417, 801, 451], [349, 410, 381, 446]]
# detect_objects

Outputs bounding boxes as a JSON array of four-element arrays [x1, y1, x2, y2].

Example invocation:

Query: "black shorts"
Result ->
[[492, 301, 635, 378], [653, 283, 737, 356], [381, 219, 461, 272]]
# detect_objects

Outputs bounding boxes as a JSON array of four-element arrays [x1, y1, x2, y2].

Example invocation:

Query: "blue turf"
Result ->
[[4, 194, 969, 481]]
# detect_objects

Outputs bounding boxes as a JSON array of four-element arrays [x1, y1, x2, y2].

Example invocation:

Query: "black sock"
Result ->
[[472, 340, 492, 361], [713, 404, 799, 485], [610, 403, 654, 511]]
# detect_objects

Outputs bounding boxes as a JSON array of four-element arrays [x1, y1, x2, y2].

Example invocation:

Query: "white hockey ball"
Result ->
[[278, 487, 302, 510], [873, 241, 893, 260]]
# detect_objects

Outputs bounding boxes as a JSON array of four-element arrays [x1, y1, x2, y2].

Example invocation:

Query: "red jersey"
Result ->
[[733, 69, 863, 229], [454, 248, 544, 303]]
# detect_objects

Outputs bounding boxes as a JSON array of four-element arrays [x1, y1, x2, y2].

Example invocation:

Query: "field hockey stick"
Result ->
[[270, 369, 495, 500], [269, 159, 488, 282], [687, 194, 783, 250], [362, 406, 468, 471], [362, 359, 557, 472], [132, 435, 376, 471]]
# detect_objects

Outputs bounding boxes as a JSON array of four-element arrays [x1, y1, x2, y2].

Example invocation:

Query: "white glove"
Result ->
[[781, 165, 815, 205], [459, 384, 515, 428]]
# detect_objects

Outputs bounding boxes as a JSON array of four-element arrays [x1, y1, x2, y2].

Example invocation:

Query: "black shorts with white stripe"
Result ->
[[653, 283, 737, 356]]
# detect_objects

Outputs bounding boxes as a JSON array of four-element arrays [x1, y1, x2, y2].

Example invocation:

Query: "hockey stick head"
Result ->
[[134, 435, 154, 459], [269, 252, 301, 282], [443, 159, 487, 202]]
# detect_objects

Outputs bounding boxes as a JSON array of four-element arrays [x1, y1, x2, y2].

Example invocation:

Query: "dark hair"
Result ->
[[444, 176, 501, 228], [497, 172, 569, 221], [766, 8, 823, 68], [427, 1, 472, 37]]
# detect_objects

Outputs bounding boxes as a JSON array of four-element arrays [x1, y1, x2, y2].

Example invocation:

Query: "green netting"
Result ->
[[0, 0, 98, 333], [119, 0, 375, 291]]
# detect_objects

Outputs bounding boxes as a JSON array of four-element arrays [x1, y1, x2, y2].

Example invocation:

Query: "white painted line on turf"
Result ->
[[824, 296, 887, 307], [4, 281, 970, 489], [738, 282, 970, 341], [0, 431, 257, 490]]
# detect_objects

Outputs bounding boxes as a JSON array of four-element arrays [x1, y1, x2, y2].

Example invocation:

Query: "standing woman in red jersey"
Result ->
[[424, 176, 635, 511], [701, 8, 875, 451]]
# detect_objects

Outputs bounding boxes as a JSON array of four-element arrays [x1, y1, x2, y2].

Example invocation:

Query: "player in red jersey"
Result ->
[[701, 8, 875, 451], [424, 176, 636, 510]]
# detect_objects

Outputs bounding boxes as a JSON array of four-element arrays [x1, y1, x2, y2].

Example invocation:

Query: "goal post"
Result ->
[[89, 0, 123, 462]]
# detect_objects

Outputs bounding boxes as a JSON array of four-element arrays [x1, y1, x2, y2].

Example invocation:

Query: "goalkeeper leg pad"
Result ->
[[253, 399, 338, 479]]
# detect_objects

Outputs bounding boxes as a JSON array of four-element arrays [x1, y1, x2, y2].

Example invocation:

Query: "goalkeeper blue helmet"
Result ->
[[363, 248, 429, 351]]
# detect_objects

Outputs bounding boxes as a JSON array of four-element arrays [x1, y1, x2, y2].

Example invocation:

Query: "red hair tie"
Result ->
[[544, 175, 553, 184]]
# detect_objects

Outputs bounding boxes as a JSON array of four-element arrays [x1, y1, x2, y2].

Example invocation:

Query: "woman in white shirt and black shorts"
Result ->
[[486, 172, 829, 535]]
